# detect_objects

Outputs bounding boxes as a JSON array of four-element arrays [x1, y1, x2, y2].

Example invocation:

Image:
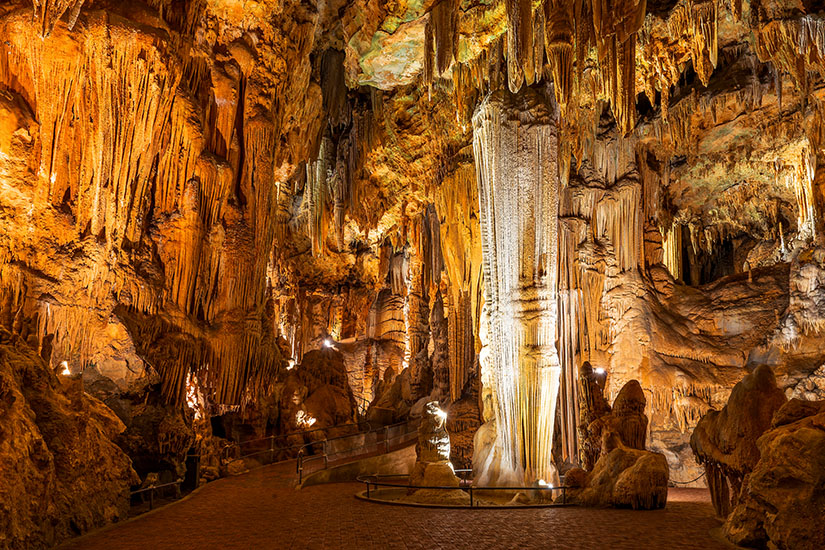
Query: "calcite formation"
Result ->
[[566, 379, 669, 509], [0, 331, 136, 549], [2, 0, 825, 545], [406, 401, 469, 504], [690, 364, 788, 517], [724, 399, 825, 550], [472, 87, 563, 486], [692, 369, 825, 549]]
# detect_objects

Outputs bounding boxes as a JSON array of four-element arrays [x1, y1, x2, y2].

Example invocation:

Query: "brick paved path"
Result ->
[[61, 462, 731, 550]]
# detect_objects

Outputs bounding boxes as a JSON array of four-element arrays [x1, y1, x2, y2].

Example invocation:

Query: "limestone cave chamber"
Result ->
[[1, 0, 825, 549]]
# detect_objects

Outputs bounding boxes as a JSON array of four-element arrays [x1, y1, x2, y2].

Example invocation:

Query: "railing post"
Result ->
[[149, 489, 154, 510], [366, 482, 370, 499], [384, 426, 389, 453], [469, 486, 473, 508], [269, 436, 274, 464], [323, 440, 328, 469]]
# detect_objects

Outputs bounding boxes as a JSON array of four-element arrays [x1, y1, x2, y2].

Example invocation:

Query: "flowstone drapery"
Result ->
[[472, 88, 562, 485]]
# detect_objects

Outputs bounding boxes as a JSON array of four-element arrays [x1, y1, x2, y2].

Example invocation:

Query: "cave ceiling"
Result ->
[[1, 0, 823, 454]]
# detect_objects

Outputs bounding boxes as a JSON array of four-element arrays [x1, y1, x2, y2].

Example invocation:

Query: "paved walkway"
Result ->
[[61, 462, 731, 550]]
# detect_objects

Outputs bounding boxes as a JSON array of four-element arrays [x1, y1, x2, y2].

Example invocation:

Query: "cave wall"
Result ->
[[3, 0, 825, 545]]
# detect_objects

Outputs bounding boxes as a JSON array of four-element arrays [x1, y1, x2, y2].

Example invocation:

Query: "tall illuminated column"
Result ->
[[472, 88, 562, 485]]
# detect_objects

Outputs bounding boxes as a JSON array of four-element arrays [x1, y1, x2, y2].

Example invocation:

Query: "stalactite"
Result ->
[[305, 135, 332, 257], [422, 203, 443, 292], [505, 0, 533, 93], [544, 0, 574, 108], [591, 0, 646, 135], [432, 0, 458, 77], [689, 0, 718, 86], [424, 16, 434, 86], [30, 0, 85, 37], [321, 49, 348, 128], [594, 179, 642, 272], [662, 222, 683, 280]]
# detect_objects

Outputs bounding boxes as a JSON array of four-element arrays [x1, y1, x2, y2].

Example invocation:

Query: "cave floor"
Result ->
[[59, 462, 731, 550]]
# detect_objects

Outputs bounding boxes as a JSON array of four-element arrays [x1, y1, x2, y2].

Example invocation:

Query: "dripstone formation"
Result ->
[[2, 0, 825, 548]]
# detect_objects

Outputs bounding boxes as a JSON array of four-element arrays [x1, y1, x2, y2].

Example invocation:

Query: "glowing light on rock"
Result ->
[[295, 410, 316, 428], [59, 361, 70, 375], [323, 338, 334, 348], [594, 367, 606, 375], [185, 373, 202, 420], [286, 359, 295, 370]]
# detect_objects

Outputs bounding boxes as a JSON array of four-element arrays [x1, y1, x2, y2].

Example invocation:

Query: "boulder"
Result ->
[[566, 434, 669, 510], [723, 399, 825, 549], [690, 365, 788, 517]]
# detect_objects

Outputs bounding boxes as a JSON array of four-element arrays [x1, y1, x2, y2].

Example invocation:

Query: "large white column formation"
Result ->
[[472, 88, 562, 485]]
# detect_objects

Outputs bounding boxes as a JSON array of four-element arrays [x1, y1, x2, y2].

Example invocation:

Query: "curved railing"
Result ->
[[220, 419, 374, 462], [356, 473, 572, 507], [296, 419, 418, 483], [219, 418, 419, 483]]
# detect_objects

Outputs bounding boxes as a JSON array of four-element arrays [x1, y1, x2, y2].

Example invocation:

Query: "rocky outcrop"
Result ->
[[723, 399, 825, 549], [0, 332, 137, 549], [405, 401, 469, 505], [690, 365, 788, 517], [566, 379, 669, 509], [566, 435, 669, 510], [281, 348, 358, 433]]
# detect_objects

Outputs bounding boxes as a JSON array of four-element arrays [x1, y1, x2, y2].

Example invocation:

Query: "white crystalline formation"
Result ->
[[472, 88, 562, 485]]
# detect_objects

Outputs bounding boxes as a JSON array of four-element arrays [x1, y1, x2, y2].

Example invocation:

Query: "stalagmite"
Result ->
[[472, 87, 562, 485]]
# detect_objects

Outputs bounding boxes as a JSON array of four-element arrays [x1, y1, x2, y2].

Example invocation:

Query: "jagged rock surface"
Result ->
[[723, 399, 825, 549], [0, 333, 136, 549], [690, 364, 788, 518]]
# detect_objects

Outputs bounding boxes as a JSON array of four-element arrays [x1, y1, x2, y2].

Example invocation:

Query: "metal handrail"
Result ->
[[296, 419, 419, 483], [130, 479, 183, 511], [222, 417, 419, 482], [221, 420, 373, 458], [356, 473, 571, 507]]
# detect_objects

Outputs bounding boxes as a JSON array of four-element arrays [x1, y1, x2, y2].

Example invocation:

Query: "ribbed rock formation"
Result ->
[[472, 87, 563, 485], [690, 365, 788, 518]]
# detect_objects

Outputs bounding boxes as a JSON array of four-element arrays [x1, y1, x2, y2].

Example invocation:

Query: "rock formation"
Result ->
[[692, 367, 825, 549], [406, 401, 469, 505], [0, 330, 137, 549], [690, 364, 788, 517], [724, 399, 825, 550], [472, 86, 563, 486], [566, 378, 669, 509], [2, 0, 825, 544]]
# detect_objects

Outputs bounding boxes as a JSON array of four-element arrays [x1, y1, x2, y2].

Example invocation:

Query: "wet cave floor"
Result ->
[[59, 462, 731, 550]]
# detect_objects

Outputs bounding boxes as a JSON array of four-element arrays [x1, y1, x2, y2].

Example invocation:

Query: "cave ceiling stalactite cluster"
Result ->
[[1, 0, 825, 548]]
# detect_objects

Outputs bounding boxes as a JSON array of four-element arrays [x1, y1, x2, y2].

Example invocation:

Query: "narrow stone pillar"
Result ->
[[472, 88, 562, 485]]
